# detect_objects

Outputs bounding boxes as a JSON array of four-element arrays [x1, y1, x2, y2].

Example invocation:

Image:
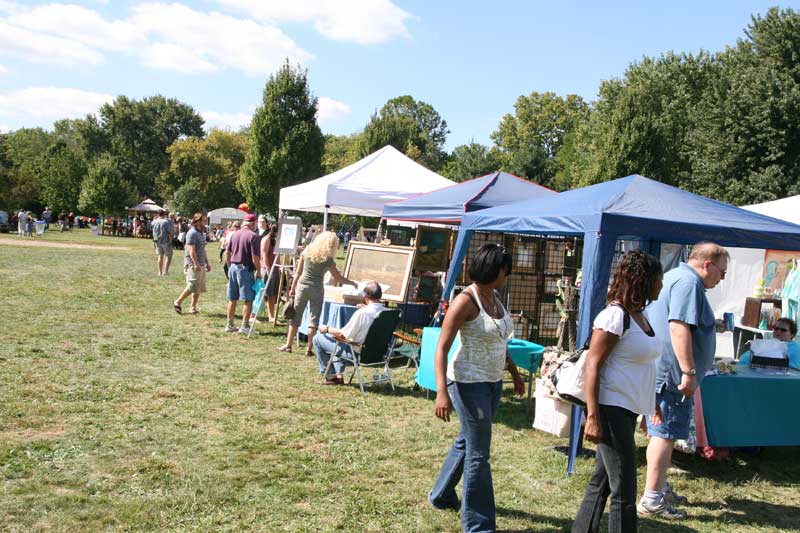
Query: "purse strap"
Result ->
[[582, 302, 631, 349]]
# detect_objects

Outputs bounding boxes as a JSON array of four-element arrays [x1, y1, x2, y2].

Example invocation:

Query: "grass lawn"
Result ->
[[1, 229, 799, 532]]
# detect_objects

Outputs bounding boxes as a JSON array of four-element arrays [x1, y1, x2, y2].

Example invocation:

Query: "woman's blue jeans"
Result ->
[[430, 380, 503, 533]]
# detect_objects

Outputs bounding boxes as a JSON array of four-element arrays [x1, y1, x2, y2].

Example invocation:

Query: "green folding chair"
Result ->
[[324, 309, 402, 396]]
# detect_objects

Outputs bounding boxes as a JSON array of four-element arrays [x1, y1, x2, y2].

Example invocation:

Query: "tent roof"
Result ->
[[128, 198, 163, 213], [743, 194, 800, 225], [381, 171, 557, 223], [461, 174, 800, 250], [279, 145, 454, 217]]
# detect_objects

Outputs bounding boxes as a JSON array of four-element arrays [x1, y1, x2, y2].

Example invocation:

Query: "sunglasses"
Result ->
[[774, 326, 790, 333]]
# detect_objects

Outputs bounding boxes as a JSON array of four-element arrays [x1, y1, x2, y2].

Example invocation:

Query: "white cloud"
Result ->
[[201, 110, 252, 131], [317, 97, 351, 125], [0, 87, 114, 121], [0, 64, 9, 76], [217, 0, 414, 44], [0, 124, 9, 133], [0, 2, 311, 75]]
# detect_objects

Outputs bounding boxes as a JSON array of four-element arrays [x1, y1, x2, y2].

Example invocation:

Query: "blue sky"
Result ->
[[1, 0, 798, 149]]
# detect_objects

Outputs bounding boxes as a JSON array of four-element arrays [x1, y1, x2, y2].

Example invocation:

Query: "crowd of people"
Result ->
[[425, 241, 730, 533]]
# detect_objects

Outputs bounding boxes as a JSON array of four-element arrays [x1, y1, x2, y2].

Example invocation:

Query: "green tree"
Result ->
[[2, 128, 53, 211], [98, 95, 204, 199], [238, 60, 324, 216], [357, 95, 449, 169], [322, 133, 360, 174], [78, 154, 137, 215], [689, 8, 800, 204], [160, 129, 248, 212], [440, 142, 501, 182], [36, 140, 86, 213], [491, 92, 588, 188]]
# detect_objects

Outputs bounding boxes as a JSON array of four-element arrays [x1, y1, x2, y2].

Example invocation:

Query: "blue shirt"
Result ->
[[646, 262, 717, 393]]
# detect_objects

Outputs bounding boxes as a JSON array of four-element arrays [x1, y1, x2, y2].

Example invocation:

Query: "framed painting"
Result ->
[[343, 242, 416, 303], [414, 226, 453, 272], [276, 217, 303, 254]]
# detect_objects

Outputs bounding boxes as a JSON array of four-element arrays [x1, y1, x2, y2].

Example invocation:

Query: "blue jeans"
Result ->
[[313, 333, 353, 376], [646, 387, 693, 440], [430, 380, 503, 533], [227, 264, 255, 301]]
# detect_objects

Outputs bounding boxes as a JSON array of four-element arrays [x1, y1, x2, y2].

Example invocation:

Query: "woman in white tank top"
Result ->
[[428, 244, 526, 533]]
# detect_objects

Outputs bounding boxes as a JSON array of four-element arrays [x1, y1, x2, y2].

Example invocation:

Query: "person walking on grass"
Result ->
[[638, 242, 728, 520], [173, 213, 210, 315], [151, 209, 175, 276], [17, 208, 27, 236], [572, 250, 664, 533], [224, 213, 261, 333], [429, 244, 526, 533], [278, 231, 357, 355]]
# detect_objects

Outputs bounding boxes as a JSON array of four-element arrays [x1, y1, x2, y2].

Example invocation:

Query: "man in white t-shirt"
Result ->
[[313, 281, 385, 385]]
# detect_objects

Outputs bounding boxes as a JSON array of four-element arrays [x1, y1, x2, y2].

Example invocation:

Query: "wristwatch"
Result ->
[[681, 368, 697, 376]]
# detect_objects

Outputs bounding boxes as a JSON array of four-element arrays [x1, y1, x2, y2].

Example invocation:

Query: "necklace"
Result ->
[[472, 285, 507, 340]]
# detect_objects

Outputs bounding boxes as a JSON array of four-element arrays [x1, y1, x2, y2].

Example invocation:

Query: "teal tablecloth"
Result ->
[[701, 366, 800, 447]]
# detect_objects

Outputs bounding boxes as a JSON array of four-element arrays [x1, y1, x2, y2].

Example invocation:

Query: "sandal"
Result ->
[[173, 301, 182, 315], [323, 376, 343, 386], [304, 349, 314, 357], [277, 345, 292, 353], [188, 308, 199, 315]]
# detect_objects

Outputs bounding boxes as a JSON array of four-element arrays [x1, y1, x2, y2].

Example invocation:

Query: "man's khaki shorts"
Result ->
[[184, 265, 207, 293], [155, 241, 173, 258]]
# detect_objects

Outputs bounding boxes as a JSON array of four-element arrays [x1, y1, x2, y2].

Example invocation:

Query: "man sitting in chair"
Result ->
[[314, 281, 385, 385]]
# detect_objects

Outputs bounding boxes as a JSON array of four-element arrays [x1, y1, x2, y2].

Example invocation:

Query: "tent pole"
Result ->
[[323, 206, 329, 232]]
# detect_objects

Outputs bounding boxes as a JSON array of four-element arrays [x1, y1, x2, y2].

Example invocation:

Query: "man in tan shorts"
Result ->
[[173, 213, 210, 315]]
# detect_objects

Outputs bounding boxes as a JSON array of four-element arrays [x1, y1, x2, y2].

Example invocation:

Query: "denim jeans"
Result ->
[[572, 405, 638, 533], [313, 333, 352, 376], [430, 380, 503, 533]]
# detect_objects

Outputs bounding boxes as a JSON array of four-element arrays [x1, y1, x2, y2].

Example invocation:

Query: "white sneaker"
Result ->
[[637, 499, 687, 520], [238, 326, 249, 334], [224, 324, 237, 333], [663, 481, 689, 506]]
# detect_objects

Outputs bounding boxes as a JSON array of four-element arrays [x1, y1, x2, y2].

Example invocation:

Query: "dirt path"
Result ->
[[0, 237, 129, 251]]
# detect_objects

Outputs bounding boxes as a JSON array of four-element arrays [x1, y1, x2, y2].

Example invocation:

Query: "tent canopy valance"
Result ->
[[279, 145, 454, 218], [127, 199, 164, 213], [381, 171, 557, 224]]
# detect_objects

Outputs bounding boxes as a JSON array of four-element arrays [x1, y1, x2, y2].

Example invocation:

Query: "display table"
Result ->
[[699, 366, 800, 447], [298, 299, 358, 335]]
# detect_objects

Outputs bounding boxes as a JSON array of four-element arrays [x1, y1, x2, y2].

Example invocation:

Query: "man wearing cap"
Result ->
[[151, 210, 175, 276], [224, 213, 261, 333]]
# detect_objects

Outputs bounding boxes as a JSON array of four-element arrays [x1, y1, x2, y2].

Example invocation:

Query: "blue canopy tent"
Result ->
[[442, 174, 800, 474], [381, 171, 556, 224]]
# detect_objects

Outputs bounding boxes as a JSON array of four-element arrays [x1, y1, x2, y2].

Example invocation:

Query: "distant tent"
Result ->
[[128, 199, 164, 213], [207, 207, 248, 226]]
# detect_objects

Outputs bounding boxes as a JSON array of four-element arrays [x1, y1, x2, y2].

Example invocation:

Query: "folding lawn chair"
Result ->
[[323, 309, 402, 397]]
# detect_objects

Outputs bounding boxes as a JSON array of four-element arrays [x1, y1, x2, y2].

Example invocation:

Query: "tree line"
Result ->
[[2, 8, 799, 218]]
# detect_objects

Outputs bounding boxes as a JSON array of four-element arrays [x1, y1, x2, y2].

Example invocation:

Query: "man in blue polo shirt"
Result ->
[[639, 242, 728, 520]]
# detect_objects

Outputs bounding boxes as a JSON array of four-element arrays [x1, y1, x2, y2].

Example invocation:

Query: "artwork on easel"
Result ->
[[276, 217, 303, 255], [344, 242, 415, 303], [414, 226, 452, 272]]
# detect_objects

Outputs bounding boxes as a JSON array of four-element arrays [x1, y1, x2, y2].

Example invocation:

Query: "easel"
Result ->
[[247, 216, 303, 338]]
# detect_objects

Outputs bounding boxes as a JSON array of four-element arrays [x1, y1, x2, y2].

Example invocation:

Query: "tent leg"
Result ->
[[323, 206, 329, 232], [567, 404, 583, 475]]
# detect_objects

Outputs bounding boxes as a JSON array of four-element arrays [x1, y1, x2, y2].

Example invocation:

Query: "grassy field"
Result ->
[[1, 229, 799, 532]]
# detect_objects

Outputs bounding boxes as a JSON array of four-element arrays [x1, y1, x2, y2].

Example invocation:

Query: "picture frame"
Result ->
[[343, 242, 416, 303], [276, 217, 303, 255], [414, 226, 453, 272]]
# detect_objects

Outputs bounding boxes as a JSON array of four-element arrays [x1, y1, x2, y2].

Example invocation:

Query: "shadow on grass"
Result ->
[[634, 446, 800, 487], [689, 497, 800, 530], [496, 506, 573, 532]]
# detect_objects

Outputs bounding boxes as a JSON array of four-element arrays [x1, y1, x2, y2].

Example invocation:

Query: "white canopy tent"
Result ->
[[706, 194, 800, 357], [128, 199, 164, 213], [207, 207, 248, 226], [278, 145, 454, 229]]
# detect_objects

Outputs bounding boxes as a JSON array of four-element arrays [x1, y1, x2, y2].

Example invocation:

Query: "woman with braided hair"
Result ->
[[572, 249, 664, 533]]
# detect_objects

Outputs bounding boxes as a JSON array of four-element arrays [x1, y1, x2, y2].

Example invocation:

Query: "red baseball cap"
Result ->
[[243, 213, 257, 223]]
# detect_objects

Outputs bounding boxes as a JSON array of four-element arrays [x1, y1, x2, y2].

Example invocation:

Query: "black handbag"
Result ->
[[282, 298, 296, 320]]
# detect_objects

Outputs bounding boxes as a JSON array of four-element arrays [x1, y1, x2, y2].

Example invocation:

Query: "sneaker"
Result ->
[[238, 326, 249, 334], [224, 324, 237, 333], [663, 482, 689, 506], [637, 499, 687, 520]]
